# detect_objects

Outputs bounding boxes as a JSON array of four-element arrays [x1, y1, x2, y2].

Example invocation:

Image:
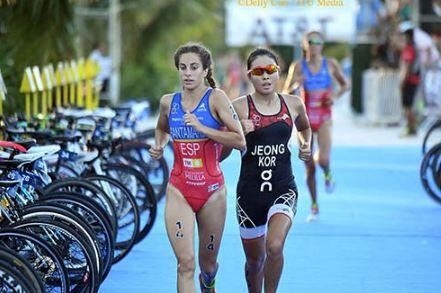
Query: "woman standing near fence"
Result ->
[[283, 31, 348, 221], [222, 48, 311, 292], [149, 43, 245, 292]]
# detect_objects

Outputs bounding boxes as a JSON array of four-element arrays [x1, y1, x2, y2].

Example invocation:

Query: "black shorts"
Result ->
[[402, 83, 418, 108], [236, 179, 298, 239]]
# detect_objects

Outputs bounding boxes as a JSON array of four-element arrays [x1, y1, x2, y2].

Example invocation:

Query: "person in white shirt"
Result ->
[[399, 22, 440, 68], [89, 42, 112, 97]]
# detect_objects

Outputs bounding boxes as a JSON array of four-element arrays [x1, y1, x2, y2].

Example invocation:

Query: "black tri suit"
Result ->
[[237, 94, 299, 239]]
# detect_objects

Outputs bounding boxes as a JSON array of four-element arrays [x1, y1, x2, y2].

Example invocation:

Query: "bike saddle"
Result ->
[[13, 139, 37, 150], [0, 141, 27, 153]]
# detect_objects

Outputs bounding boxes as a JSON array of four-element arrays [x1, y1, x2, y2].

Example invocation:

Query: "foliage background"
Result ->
[[0, 0, 346, 114], [0, 0, 224, 113]]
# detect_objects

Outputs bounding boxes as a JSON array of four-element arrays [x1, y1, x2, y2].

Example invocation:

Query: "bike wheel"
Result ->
[[10, 219, 99, 293], [86, 175, 139, 264], [0, 228, 70, 293], [420, 143, 441, 204], [20, 203, 103, 281], [0, 246, 44, 293], [113, 140, 169, 199], [0, 258, 35, 293], [41, 192, 115, 282], [103, 163, 157, 243], [44, 179, 118, 235], [422, 119, 441, 155]]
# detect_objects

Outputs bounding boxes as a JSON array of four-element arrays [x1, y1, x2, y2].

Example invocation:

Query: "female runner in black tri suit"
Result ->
[[222, 48, 311, 293]]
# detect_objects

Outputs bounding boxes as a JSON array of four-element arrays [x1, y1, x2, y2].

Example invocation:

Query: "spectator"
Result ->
[[399, 27, 420, 136], [399, 22, 440, 68], [89, 42, 112, 102]]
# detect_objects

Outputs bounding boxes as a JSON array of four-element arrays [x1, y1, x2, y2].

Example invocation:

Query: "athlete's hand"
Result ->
[[323, 93, 335, 106], [184, 110, 204, 132], [240, 119, 255, 135], [298, 142, 311, 162], [149, 145, 164, 160]]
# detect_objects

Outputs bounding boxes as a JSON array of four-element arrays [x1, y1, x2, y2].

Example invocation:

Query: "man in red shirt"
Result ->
[[399, 28, 420, 136]]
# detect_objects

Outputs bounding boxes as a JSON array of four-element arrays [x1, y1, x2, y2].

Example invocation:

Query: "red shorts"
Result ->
[[169, 173, 224, 212], [304, 90, 332, 132], [306, 106, 331, 132]]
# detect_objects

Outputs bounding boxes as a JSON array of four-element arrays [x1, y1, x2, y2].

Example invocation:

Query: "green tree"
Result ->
[[117, 0, 224, 111], [0, 0, 225, 114], [0, 0, 76, 113]]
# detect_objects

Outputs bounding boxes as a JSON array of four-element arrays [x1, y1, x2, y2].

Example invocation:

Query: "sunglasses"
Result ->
[[308, 38, 324, 45], [248, 64, 279, 76]]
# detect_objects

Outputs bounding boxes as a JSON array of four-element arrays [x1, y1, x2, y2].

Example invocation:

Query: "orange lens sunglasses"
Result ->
[[248, 64, 279, 76]]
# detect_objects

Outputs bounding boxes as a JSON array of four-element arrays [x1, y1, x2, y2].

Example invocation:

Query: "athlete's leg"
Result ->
[[404, 106, 417, 134], [165, 184, 196, 293], [304, 133, 317, 205], [402, 83, 417, 135], [317, 120, 334, 192], [316, 119, 332, 173], [241, 235, 266, 293], [196, 186, 227, 290], [264, 213, 292, 293]]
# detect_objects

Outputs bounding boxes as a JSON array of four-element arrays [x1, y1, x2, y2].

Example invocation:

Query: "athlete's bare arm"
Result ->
[[219, 96, 248, 161], [149, 94, 171, 160], [283, 94, 311, 162], [329, 58, 348, 102], [282, 61, 303, 94], [185, 88, 246, 150]]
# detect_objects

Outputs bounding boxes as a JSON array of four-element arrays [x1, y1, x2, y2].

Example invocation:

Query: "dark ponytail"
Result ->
[[174, 43, 217, 88]]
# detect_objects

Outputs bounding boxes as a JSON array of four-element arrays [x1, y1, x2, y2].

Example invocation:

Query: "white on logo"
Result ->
[[260, 169, 273, 192]]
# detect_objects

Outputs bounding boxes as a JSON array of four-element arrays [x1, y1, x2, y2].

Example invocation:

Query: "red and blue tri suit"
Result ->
[[301, 58, 333, 132], [168, 88, 224, 212]]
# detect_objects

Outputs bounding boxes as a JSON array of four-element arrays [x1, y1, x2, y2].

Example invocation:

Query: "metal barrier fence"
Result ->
[[362, 68, 402, 125], [362, 66, 441, 125], [423, 66, 441, 111]]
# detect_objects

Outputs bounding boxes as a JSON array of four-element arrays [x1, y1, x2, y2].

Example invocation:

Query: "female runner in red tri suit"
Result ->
[[149, 43, 245, 293]]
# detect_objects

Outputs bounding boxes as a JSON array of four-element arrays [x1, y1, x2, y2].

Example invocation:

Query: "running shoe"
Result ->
[[306, 202, 319, 222], [199, 273, 216, 293], [324, 171, 335, 193]]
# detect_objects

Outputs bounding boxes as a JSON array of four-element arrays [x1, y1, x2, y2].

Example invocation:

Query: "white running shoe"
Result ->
[[306, 203, 319, 222]]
